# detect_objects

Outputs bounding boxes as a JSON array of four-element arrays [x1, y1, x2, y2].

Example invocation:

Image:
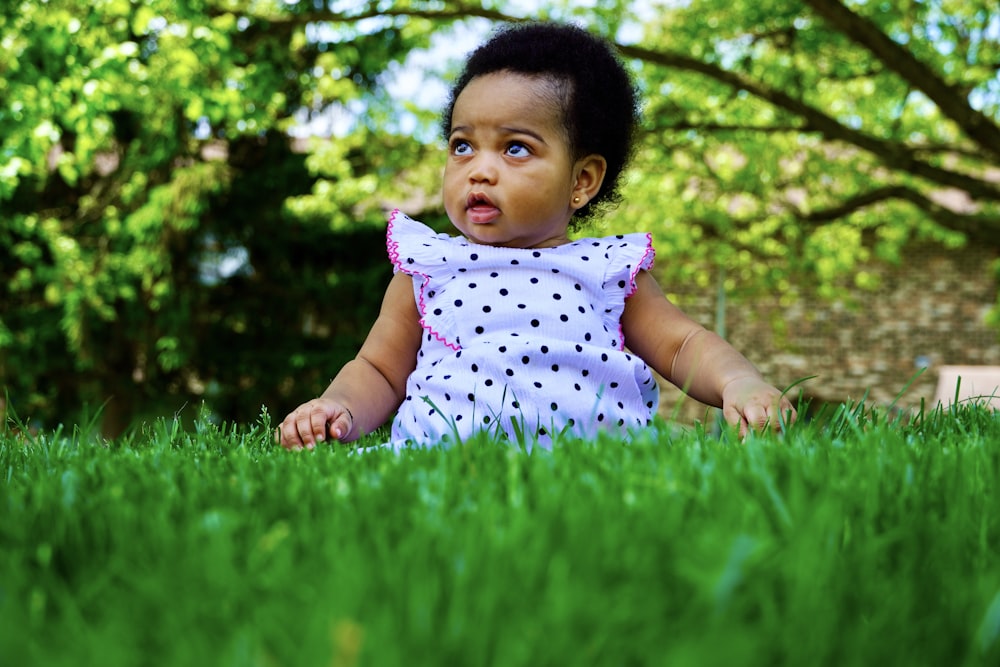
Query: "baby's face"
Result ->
[[443, 71, 582, 249]]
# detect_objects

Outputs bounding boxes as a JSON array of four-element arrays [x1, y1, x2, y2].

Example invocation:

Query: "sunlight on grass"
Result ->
[[1, 402, 998, 666]]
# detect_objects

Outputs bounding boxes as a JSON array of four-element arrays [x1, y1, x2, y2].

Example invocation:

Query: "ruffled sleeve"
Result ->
[[599, 233, 656, 348], [385, 209, 462, 351], [601, 232, 655, 299], [386, 209, 452, 275]]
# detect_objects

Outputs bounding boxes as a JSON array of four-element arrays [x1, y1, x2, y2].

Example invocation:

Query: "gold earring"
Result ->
[[573, 196, 581, 204]]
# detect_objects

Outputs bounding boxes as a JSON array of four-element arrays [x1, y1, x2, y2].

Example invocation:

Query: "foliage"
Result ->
[[0, 0, 437, 433], [1, 404, 999, 665], [1, 0, 998, 433]]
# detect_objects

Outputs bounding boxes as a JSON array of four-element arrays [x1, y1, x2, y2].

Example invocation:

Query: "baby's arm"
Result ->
[[278, 273, 422, 449], [622, 271, 796, 434]]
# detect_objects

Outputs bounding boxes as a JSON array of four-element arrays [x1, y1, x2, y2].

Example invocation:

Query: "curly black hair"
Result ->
[[442, 22, 641, 225]]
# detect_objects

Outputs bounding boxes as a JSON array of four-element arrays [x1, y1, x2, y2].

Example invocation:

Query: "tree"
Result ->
[[0, 0, 437, 434], [2, 0, 997, 434], [282, 0, 999, 292]]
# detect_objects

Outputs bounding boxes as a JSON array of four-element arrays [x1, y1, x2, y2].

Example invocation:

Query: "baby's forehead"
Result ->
[[454, 71, 572, 132]]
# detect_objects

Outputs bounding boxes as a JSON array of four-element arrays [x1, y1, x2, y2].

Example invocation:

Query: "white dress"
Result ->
[[386, 210, 660, 448]]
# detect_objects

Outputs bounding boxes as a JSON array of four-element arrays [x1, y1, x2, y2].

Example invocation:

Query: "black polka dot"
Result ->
[[454, 299, 463, 307], [485, 378, 494, 386], [521, 356, 530, 364], [482, 305, 491, 313], [531, 319, 540, 327], [500, 288, 508, 295], [505, 369, 514, 377], [475, 326, 484, 334], [550, 402, 558, 411], [470, 253, 479, 260], [551, 364, 559, 371]]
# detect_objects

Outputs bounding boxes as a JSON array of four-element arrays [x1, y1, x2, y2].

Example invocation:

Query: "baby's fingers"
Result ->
[[297, 409, 331, 448], [328, 411, 353, 440], [722, 404, 750, 438]]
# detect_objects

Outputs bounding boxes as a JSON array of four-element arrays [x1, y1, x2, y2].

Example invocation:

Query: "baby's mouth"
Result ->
[[466, 192, 500, 224]]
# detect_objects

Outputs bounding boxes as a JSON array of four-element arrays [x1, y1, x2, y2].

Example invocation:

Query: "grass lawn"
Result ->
[[1, 402, 999, 666]]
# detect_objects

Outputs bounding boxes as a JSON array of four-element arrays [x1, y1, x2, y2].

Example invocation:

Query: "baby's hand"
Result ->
[[277, 398, 353, 450], [721, 376, 797, 438]]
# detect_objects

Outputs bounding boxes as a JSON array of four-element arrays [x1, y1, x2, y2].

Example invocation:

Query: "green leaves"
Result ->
[[1, 0, 998, 433]]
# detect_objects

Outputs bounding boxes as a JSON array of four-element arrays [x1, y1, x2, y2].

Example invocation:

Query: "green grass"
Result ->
[[2, 403, 999, 667]]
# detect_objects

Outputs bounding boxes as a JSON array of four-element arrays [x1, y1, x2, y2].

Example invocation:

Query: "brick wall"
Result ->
[[654, 243, 1000, 422]]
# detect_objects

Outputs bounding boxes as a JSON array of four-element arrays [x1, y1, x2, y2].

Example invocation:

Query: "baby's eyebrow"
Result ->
[[499, 126, 548, 144]]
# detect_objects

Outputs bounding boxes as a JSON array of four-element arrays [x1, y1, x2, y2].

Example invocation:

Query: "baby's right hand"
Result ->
[[277, 398, 353, 450]]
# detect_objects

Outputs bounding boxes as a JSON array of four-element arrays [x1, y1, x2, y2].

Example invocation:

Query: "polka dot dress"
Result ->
[[386, 210, 659, 448]]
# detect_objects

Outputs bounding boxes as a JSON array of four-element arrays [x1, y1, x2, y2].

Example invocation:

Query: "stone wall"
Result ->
[[654, 243, 1000, 423]]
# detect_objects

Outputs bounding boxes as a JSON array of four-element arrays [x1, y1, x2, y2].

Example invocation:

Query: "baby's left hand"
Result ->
[[721, 376, 797, 437]]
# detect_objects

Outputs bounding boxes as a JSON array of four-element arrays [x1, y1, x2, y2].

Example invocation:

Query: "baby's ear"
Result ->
[[571, 154, 607, 209]]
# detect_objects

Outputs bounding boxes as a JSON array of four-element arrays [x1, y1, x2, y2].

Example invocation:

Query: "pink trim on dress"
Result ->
[[386, 209, 462, 351], [617, 232, 656, 349]]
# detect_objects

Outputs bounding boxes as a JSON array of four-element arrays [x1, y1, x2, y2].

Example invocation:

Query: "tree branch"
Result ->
[[652, 122, 806, 134], [802, 0, 1000, 160], [618, 42, 1000, 202], [236, 2, 1000, 203], [793, 184, 998, 243]]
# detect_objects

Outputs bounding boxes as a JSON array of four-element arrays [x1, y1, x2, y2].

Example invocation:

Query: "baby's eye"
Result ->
[[451, 140, 472, 156], [506, 142, 530, 157]]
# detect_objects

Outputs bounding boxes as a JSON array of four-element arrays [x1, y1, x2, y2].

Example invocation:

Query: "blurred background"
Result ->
[[1, 0, 998, 437]]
